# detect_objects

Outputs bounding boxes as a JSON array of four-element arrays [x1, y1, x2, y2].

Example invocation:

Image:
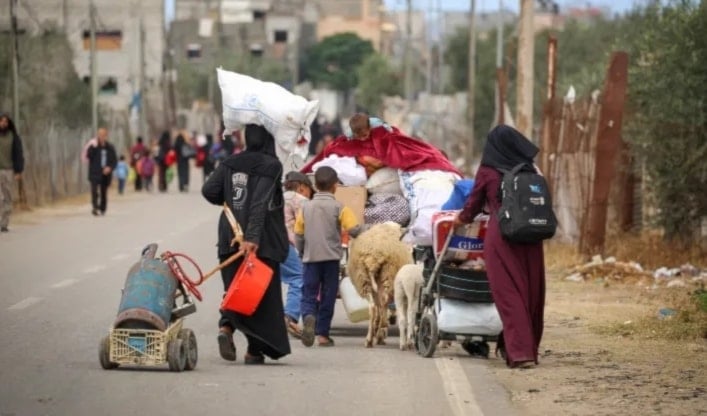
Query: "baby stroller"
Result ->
[[413, 212, 503, 358]]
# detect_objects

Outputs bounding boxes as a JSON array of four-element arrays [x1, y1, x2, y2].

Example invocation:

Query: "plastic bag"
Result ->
[[366, 167, 402, 195], [312, 155, 367, 186], [436, 298, 502, 335], [217, 68, 319, 163]]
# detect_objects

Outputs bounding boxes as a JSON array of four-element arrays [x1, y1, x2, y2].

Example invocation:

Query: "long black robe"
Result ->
[[202, 124, 290, 359]]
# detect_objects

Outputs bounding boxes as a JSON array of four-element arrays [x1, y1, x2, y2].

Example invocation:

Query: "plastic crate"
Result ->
[[109, 320, 182, 366]]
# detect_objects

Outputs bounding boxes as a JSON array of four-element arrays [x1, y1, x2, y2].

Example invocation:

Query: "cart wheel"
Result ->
[[167, 338, 187, 372], [461, 340, 490, 359], [417, 313, 438, 358], [99, 335, 118, 370], [178, 328, 198, 371]]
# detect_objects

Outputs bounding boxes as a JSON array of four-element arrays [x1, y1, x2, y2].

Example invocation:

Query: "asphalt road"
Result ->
[[0, 181, 518, 416]]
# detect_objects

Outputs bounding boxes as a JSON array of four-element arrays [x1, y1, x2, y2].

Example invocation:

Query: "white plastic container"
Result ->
[[339, 277, 370, 323]]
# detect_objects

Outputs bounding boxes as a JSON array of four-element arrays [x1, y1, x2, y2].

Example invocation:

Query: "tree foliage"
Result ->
[[355, 53, 402, 114], [444, 2, 707, 241], [618, 1, 707, 240], [302, 33, 375, 91], [0, 31, 91, 130]]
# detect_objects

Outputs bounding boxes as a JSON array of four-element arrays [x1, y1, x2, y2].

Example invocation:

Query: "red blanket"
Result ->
[[301, 126, 462, 176]]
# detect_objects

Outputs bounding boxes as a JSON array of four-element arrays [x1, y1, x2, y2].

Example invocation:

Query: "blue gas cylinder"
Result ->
[[114, 244, 177, 331]]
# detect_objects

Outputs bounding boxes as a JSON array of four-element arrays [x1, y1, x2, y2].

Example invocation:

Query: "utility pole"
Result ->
[[404, 0, 414, 105], [90, 1, 98, 136], [437, 0, 444, 94], [139, 17, 147, 140], [10, 0, 20, 128], [495, 0, 505, 125], [466, 0, 477, 166], [425, 0, 432, 94], [516, 0, 535, 139]]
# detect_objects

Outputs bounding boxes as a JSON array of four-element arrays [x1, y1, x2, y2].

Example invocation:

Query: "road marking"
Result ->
[[8, 297, 43, 311], [435, 357, 485, 416], [83, 265, 107, 274], [111, 253, 129, 261], [51, 278, 79, 289]]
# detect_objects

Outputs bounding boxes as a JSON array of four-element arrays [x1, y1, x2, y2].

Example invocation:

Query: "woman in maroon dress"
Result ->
[[457, 125, 545, 369]]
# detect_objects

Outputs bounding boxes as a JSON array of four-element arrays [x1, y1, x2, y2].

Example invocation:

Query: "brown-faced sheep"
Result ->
[[347, 222, 413, 347]]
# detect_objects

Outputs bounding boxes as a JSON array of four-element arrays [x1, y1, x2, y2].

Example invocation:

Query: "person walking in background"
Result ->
[[281, 171, 314, 338], [156, 131, 171, 192], [456, 124, 547, 369], [202, 124, 290, 365], [86, 127, 117, 216], [115, 155, 128, 195], [0, 113, 24, 233], [130, 137, 145, 191], [140, 149, 156, 192], [294, 167, 368, 347], [174, 132, 193, 192]]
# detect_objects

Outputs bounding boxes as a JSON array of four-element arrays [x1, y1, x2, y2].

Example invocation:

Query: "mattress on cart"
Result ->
[[432, 211, 488, 263], [436, 298, 502, 335]]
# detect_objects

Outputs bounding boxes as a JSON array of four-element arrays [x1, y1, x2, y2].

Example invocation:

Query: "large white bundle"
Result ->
[[217, 68, 319, 163], [312, 155, 367, 186], [436, 299, 502, 335], [399, 170, 459, 246]]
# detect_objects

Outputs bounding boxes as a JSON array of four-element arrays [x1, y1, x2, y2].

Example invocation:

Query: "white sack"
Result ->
[[366, 167, 402, 195], [217, 68, 319, 163], [400, 170, 459, 246], [436, 298, 503, 335], [312, 155, 367, 186]]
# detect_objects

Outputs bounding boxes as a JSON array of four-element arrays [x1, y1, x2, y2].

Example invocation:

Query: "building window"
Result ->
[[274, 30, 288, 43], [82, 30, 122, 50], [253, 10, 266, 20], [250, 44, 263, 57], [99, 77, 118, 95], [186, 43, 202, 60]]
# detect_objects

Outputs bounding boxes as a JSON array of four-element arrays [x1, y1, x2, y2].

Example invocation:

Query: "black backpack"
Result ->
[[497, 163, 557, 243]]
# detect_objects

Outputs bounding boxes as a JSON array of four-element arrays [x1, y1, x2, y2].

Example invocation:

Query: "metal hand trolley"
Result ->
[[413, 216, 502, 358], [99, 240, 244, 372]]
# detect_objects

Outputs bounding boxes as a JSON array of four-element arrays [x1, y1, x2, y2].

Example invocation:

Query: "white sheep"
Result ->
[[393, 263, 424, 350], [347, 222, 413, 348]]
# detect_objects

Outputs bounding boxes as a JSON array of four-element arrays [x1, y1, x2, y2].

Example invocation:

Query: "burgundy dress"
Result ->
[[459, 165, 545, 366]]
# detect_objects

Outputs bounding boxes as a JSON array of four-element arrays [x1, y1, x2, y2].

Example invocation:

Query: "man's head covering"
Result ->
[[480, 124, 539, 171], [284, 171, 313, 189], [244, 124, 277, 158], [0, 112, 17, 135]]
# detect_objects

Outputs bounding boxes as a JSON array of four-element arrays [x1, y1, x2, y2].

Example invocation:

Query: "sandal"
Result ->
[[301, 315, 315, 347], [318, 337, 335, 347], [285, 317, 303, 339], [244, 353, 265, 365], [217, 327, 237, 362]]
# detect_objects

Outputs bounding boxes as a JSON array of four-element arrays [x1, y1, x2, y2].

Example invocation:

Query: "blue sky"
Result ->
[[165, 0, 647, 22]]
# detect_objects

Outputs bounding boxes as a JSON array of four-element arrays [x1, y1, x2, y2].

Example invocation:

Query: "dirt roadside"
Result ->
[[492, 269, 706, 416]]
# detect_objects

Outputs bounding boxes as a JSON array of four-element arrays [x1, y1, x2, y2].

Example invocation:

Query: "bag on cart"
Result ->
[[498, 163, 557, 243]]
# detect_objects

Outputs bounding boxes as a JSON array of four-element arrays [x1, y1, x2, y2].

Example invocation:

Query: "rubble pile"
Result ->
[[564, 255, 706, 288]]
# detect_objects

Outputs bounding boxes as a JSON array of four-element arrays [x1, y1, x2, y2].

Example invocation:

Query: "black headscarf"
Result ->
[[480, 124, 539, 171], [222, 124, 280, 179]]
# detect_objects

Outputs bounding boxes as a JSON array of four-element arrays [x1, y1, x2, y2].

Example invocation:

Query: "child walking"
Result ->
[[140, 150, 156, 192], [115, 155, 129, 195], [294, 166, 367, 347]]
